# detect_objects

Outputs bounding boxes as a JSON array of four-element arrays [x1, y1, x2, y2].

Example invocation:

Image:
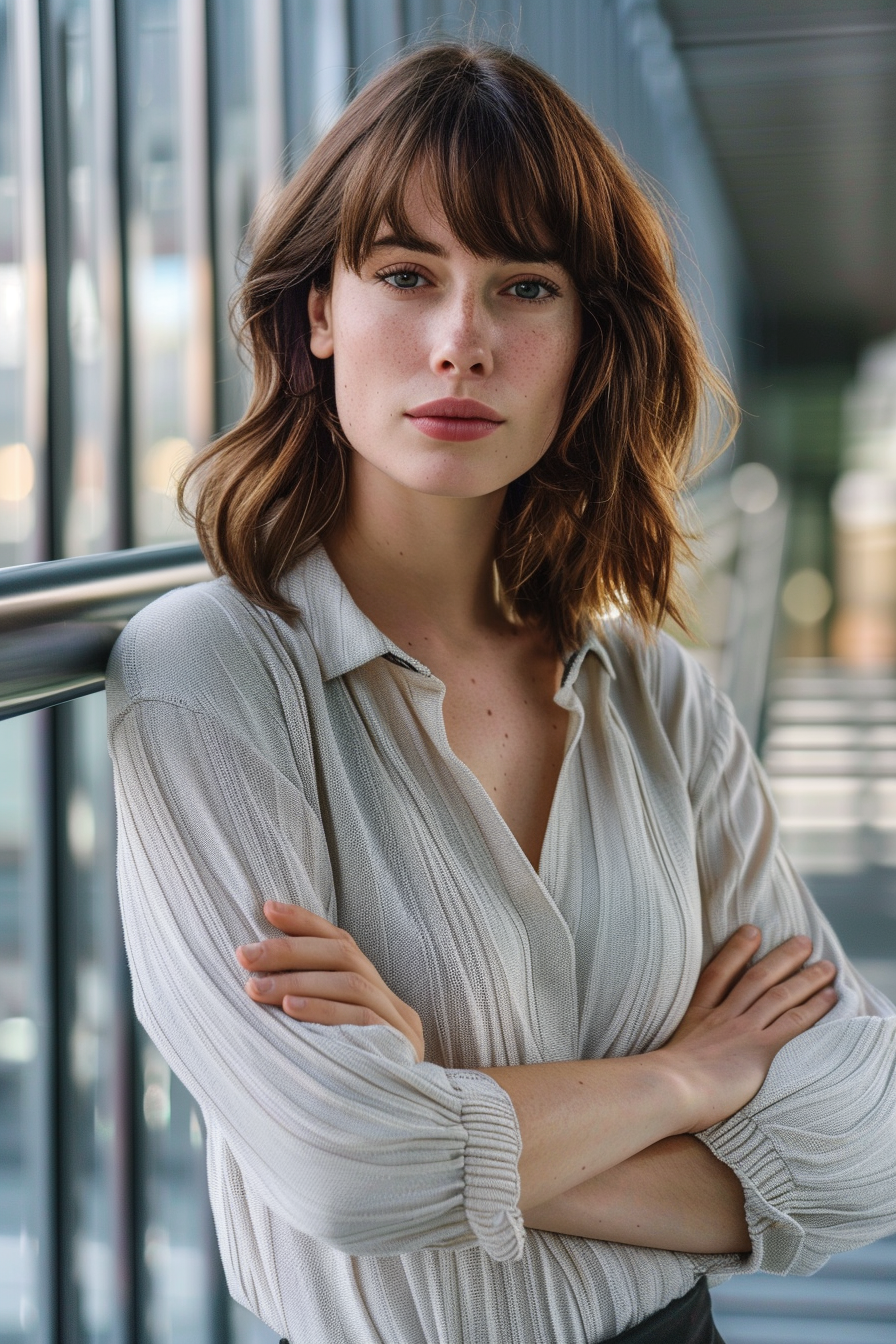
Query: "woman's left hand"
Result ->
[[235, 901, 426, 1062]]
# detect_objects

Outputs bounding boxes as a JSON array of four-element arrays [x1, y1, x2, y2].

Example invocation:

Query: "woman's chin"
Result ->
[[389, 469, 512, 501], [354, 451, 515, 502]]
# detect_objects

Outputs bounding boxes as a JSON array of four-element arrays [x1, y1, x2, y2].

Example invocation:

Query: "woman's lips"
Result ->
[[408, 416, 501, 442], [405, 398, 504, 443]]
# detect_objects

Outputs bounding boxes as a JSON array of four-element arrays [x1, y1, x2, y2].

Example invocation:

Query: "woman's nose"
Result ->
[[428, 294, 494, 378]]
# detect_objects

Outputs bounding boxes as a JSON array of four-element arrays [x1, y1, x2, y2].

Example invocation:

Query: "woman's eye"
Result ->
[[508, 279, 554, 301], [383, 271, 425, 290]]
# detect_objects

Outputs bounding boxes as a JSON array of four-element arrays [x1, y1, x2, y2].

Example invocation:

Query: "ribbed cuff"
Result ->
[[698, 1111, 805, 1273], [449, 1069, 526, 1263]]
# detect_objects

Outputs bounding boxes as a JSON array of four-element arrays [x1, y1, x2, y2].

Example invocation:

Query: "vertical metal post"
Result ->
[[108, 12, 138, 1335], [310, 0, 349, 142], [89, 0, 126, 552], [252, 0, 285, 205], [18, 0, 48, 562], [112, 0, 134, 550], [17, 6, 56, 1344], [29, 708, 58, 1344], [179, 0, 214, 463], [347, 0, 402, 89], [37, 0, 72, 564]]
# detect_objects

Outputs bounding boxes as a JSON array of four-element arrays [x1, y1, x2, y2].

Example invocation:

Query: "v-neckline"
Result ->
[[426, 669, 587, 889]]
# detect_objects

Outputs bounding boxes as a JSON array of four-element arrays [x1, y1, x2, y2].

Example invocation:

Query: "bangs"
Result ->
[[337, 55, 603, 279]]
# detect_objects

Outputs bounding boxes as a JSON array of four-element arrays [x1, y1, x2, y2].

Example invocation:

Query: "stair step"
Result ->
[[712, 1315, 896, 1344], [712, 1274, 896, 1321]]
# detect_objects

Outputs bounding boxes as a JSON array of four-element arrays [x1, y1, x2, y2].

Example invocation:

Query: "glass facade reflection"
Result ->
[[208, 0, 257, 436], [57, 694, 126, 1343], [122, 0, 212, 546], [136, 1032, 223, 1344], [61, 0, 122, 558], [1, 1, 49, 1341], [0, 0, 46, 566], [0, 2, 749, 1340], [0, 714, 44, 1344]]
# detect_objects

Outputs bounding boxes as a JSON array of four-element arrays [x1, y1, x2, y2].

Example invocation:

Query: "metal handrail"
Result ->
[[0, 543, 212, 719], [0, 509, 788, 731]]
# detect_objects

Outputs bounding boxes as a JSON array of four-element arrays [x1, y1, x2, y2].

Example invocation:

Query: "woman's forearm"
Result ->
[[478, 1056, 690, 1210], [522, 1135, 751, 1254], [480, 931, 835, 1213]]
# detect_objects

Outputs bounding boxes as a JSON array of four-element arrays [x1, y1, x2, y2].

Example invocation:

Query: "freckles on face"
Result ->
[[321, 203, 582, 499], [331, 282, 429, 432]]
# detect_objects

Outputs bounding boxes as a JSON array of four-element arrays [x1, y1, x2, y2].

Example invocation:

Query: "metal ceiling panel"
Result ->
[[661, 0, 896, 356]]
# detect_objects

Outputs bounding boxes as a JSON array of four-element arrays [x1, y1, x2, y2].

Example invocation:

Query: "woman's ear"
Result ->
[[308, 283, 334, 359]]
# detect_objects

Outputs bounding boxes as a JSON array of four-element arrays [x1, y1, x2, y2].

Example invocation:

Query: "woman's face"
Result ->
[[307, 180, 582, 501]]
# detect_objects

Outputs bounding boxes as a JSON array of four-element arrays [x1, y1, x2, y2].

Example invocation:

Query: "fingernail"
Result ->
[[284, 996, 306, 1009], [818, 961, 835, 974], [251, 977, 273, 993], [742, 925, 759, 938], [266, 901, 289, 912], [240, 943, 262, 962]]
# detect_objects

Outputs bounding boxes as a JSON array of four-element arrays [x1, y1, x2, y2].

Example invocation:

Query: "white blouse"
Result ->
[[107, 544, 896, 1343]]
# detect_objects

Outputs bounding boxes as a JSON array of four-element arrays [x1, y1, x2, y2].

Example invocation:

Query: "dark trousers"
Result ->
[[275, 1278, 726, 1344], [611, 1278, 725, 1343]]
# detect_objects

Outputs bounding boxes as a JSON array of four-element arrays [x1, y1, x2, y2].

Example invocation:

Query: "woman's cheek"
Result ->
[[352, 307, 427, 382], [511, 328, 576, 420]]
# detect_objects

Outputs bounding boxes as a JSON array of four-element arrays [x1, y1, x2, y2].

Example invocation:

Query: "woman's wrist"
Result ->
[[648, 1045, 714, 1136], [641, 1048, 701, 1135]]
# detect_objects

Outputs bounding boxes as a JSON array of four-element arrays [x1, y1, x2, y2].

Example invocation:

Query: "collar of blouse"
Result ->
[[281, 542, 618, 689]]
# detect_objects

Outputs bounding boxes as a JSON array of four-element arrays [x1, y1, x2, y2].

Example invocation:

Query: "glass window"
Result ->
[[135, 1029, 222, 1344], [0, 1, 49, 1340], [0, 0, 46, 568], [210, 0, 349, 436], [119, 0, 225, 1324], [0, 715, 44, 1344], [57, 694, 128, 1344], [282, 0, 348, 169], [208, 0, 261, 434], [61, 0, 122, 558], [123, 0, 212, 546]]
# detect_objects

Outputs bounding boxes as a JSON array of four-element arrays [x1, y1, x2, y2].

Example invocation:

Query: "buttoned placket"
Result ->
[[377, 647, 591, 1063]]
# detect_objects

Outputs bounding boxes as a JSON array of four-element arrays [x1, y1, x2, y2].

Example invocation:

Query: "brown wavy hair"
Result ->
[[180, 41, 738, 652]]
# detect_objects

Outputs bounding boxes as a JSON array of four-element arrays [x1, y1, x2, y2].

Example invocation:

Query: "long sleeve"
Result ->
[[109, 691, 525, 1262], [657, 637, 896, 1276]]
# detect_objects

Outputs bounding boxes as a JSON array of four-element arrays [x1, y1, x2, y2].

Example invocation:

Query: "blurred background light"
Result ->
[[781, 567, 834, 626], [0, 1017, 38, 1065], [730, 460, 779, 514], [141, 434, 192, 497], [0, 442, 33, 502]]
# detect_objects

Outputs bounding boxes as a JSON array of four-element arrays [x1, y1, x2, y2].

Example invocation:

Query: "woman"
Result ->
[[107, 42, 896, 1344]]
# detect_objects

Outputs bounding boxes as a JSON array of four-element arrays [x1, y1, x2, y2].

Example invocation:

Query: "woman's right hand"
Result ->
[[236, 902, 426, 1063], [659, 925, 838, 1134]]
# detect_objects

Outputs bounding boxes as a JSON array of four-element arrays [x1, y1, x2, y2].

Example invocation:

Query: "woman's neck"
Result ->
[[324, 460, 508, 649]]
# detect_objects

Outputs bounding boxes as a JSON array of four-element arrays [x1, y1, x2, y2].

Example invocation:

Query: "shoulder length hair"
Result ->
[[180, 41, 738, 652]]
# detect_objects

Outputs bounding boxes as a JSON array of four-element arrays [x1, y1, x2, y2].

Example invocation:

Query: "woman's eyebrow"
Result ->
[[370, 235, 564, 270], [370, 233, 447, 257]]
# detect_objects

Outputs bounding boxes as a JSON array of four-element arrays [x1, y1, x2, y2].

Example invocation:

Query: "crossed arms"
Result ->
[[237, 903, 837, 1256], [110, 690, 896, 1273]]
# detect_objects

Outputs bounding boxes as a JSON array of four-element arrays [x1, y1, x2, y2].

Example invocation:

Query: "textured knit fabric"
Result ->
[[107, 544, 896, 1344]]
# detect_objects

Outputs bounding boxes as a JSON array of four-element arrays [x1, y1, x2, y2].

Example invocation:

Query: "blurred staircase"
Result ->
[[712, 1237, 896, 1343], [712, 660, 896, 1343]]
